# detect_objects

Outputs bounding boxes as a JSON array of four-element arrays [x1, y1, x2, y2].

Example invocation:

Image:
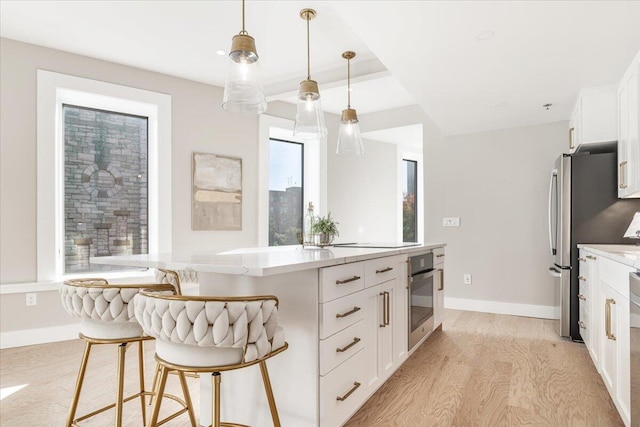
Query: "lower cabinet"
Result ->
[[580, 249, 633, 427], [433, 247, 445, 329], [318, 254, 408, 426]]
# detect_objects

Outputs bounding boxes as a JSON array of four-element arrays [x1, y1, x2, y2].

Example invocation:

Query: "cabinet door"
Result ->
[[600, 285, 618, 398], [391, 262, 408, 366], [379, 281, 394, 380], [363, 285, 382, 391], [619, 52, 640, 198], [434, 267, 445, 328]]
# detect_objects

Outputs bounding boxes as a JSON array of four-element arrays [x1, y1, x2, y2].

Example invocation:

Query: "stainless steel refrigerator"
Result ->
[[548, 147, 640, 340]]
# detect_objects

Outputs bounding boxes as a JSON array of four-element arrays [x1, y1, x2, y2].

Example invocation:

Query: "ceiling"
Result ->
[[2, 1, 639, 137]]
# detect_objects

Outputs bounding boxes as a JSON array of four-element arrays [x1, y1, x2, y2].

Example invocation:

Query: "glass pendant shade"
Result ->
[[222, 34, 267, 114], [293, 79, 327, 140], [336, 108, 364, 155]]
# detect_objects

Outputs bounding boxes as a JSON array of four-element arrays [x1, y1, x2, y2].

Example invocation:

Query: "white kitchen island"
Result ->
[[92, 243, 446, 426]]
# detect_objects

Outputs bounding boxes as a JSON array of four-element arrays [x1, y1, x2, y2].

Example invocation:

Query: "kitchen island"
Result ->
[[92, 243, 446, 426]]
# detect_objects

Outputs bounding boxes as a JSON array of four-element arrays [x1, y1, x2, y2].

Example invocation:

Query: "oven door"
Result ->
[[408, 268, 435, 350]]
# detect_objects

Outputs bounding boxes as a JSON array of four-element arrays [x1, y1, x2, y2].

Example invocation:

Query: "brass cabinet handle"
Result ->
[[578, 276, 587, 281], [375, 267, 393, 274], [436, 254, 445, 258], [578, 257, 587, 262], [336, 306, 361, 318], [336, 275, 361, 285], [336, 337, 361, 353], [619, 161, 628, 189], [586, 255, 597, 260], [336, 382, 361, 401], [385, 291, 390, 326], [379, 292, 390, 327], [605, 298, 617, 341], [438, 269, 444, 291], [578, 294, 586, 301], [569, 127, 575, 149], [578, 320, 586, 329]]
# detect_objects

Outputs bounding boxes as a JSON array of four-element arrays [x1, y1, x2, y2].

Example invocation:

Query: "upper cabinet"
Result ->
[[618, 49, 640, 198], [569, 85, 618, 153]]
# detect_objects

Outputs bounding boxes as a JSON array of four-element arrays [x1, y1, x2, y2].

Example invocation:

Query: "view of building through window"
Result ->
[[269, 139, 304, 246], [64, 105, 149, 273], [403, 159, 418, 242]]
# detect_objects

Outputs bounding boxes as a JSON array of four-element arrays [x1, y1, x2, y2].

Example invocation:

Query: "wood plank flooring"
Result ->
[[345, 310, 623, 427], [0, 310, 622, 426]]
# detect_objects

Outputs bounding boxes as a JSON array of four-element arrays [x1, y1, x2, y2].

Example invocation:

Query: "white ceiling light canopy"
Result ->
[[336, 51, 364, 156], [222, 0, 267, 114], [293, 8, 327, 140]]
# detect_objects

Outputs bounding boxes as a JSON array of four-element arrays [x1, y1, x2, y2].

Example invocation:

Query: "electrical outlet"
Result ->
[[464, 274, 472, 285], [26, 293, 37, 306], [443, 217, 460, 227]]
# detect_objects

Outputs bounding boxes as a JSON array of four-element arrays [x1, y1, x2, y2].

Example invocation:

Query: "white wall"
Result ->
[[425, 121, 568, 315]]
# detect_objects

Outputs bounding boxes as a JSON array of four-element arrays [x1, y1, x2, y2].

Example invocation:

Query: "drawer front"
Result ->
[[364, 255, 404, 288], [599, 256, 634, 298], [433, 247, 445, 264], [320, 319, 367, 376], [320, 262, 365, 303], [320, 348, 368, 427], [320, 290, 366, 339]]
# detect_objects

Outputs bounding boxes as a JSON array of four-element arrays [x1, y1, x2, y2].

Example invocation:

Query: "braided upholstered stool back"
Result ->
[[134, 292, 286, 368], [60, 280, 174, 340]]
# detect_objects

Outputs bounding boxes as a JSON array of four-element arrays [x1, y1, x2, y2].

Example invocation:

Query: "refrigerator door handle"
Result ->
[[548, 169, 558, 256], [548, 267, 562, 278]]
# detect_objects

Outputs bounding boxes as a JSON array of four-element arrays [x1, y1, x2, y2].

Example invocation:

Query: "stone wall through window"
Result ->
[[64, 105, 148, 273]]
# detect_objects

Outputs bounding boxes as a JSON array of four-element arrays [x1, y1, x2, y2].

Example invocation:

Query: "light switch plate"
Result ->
[[443, 217, 460, 227]]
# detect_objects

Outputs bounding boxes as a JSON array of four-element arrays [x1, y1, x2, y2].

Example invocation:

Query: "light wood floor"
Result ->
[[0, 310, 622, 426]]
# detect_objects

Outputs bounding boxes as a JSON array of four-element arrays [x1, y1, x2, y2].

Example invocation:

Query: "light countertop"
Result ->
[[577, 244, 640, 269], [91, 243, 446, 277]]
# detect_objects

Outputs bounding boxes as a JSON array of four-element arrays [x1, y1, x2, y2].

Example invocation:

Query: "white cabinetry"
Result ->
[[433, 247, 445, 328], [618, 49, 640, 198], [580, 248, 633, 426], [318, 254, 407, 426], [569, 85, 618, 153]]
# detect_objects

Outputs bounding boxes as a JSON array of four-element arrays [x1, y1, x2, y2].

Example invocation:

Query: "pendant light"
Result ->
[[293, 8, 327, 140], [222, 0, 267, 114], [336, 51, 364, 155]]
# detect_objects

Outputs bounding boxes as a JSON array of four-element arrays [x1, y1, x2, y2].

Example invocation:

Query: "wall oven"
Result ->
[[630, 271, 639, 426], [408, 252, 435, 351]]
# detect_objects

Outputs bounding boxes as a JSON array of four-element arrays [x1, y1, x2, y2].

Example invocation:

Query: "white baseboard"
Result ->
[[444, 297, 559, 320], [0, 323, 80, 349]]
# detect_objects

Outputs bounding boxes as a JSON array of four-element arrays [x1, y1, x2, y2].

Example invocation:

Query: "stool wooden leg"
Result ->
[[114, 343, 128, 427], [66, 341, 93, 427], [149, 365, 169, 427], [259, 361, 281, 427], [178, 372, 197, 427], [137, 340, 147, 426], [212, 372, 221, 427]]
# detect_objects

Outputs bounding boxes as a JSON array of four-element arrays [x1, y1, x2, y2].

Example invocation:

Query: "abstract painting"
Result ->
[[192, 152, 242, 230]]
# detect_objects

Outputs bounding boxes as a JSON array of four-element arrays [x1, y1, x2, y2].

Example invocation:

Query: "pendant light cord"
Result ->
[[306, 15, 311, 80], [347, 57, 351, 108], [240, 0, 247, 35]]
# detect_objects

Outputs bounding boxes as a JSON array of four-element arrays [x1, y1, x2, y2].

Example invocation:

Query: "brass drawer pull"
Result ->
[[336, 275, 361, 285], [620, 161, 628, 189], [336, 337, 361, 353], [436, 254, 445, 258], [336, 306, 361, 318], [578, 294, 586, 301], [375, 267, 393, 274], [438, 269, 444, 291], [379, 292, 390, 327], [605, 298, 617, 341], [578, 276, 587, 281], [336, 382, 361, 401], [586, 255, 596, 260], [578, 321, 586, 329], [578, 257, 587, 262]]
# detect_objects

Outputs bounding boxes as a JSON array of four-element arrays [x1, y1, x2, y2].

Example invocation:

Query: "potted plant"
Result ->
[[311, 212, 339, 247]]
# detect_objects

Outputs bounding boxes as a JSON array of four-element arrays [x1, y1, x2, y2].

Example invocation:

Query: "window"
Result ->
[[37, 70, 172, 281], [403, 159, 418, 242], [63, 105, 149, 273], [268, 139, 303, 246]]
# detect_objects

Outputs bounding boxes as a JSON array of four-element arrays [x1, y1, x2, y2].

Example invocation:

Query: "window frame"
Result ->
[[36, 70, 172, 281], [402, 158, 419, 243], [397, 148, 423, 243]]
